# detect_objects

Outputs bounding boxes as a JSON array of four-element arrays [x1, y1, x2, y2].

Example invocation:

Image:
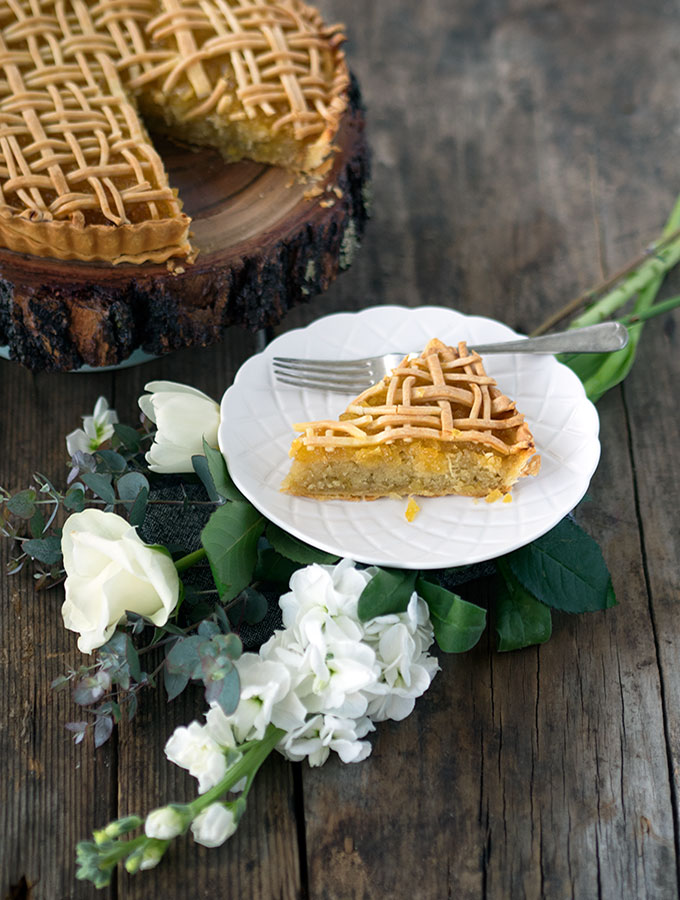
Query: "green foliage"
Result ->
[[202, 439, 244, 501], [503, 516, 616, 613], [265, 522, 340, 565], [201, 501, 265, 602], [416, 578, 487, 653], [357, 567, 417, 620], [495, 562, 552, 651]]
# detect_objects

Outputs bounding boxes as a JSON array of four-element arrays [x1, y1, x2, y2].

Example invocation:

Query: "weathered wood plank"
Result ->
[[0, 365, 118, 900], [292, 0, 680, 898]]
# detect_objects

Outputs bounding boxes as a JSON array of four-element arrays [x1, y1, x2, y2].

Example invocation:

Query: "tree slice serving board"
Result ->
[[0, 80, 369, 373]]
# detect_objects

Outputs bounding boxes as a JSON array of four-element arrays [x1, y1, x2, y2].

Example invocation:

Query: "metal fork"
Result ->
[[272, 321, 628, 393]]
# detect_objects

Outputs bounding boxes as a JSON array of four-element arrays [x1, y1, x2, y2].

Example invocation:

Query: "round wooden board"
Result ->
[[0, 80, 369, 372]]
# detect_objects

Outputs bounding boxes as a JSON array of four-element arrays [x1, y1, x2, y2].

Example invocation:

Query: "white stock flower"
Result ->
[[144, 806, 187, 840], [280, 560, 371, 646], [207, 654, 307, 743], [60, 509, 179, 653], [66, 396, 118, 456], [363, 594, 439, 722], [191, 803, 239, 848], [138, 381, 221, 473], [164, 721, 227, 794], [281, 714, 375, 767]]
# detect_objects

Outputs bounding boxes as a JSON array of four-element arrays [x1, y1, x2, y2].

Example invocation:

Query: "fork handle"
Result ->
[[473, 321, 628, 354]]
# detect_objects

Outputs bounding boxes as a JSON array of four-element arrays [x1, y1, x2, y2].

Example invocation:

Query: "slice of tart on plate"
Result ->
[[282, 338, 541, 501]]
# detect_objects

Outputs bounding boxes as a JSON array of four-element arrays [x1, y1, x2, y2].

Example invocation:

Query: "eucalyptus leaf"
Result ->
[[113, 423, 141, 453], [81, 473, 116, 505], [127, 487, 149, 527], [358, 567, 418, 621], [495, 561, 552, 651], [192, 454, 220, 502], [117, 472, 149, 503], [23, 536, 62, 565], [229, 587, 269, 626], [201, 502, 265, 602], [198, 619, 221, 638], [204, 664, 240, 715], [416, 577, 487, 653], [164, 667, 190, 702], [166, 635, 204, 678], [96, 450, 127, 473], [7, 489, 36, 519], [64, 485, 86, 512], [29, 508, 46, 538], [94, 715, 114, 748], [265, 522, 340, 565], [73, 671, 111, 706], [125, 635, 142, 683], [202, 439, 244, 501], [504, 516, 616, 613]]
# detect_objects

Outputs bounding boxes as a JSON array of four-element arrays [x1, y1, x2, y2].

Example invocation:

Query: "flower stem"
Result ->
[[188, 725, 285, 817], [619, 294, 680, 326], [174, 548, 207, 572]]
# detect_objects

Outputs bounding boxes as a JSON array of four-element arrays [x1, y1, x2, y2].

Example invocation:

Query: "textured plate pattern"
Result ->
[[219, 306, 601, 569]]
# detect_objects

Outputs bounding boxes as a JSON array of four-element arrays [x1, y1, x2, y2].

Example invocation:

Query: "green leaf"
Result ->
[[164, 667, 190, 702], [192, 454, 220, 502], [166, 635, 203, 678], [64, 485, 86, 512], [201, 502, 265, 602], [7, 489, 36, 519], [229, 587, 268, 626], [96, 450, 127, 473], [81, 473, 116, 505], [94, 715, 114, 748], [204, 664, 240, 715], [202, 439, 244, 501], [265, 522, 340, 565], [504, 516, 616, 613], [29, 508, 46, 538], [254, 545, 300, 585], [416, 577, 486, 653], [23, 536, 62, 565], [495, 562, 552, 651], [113, 423, 141, 453], [358, 567, 418, 621], [117, 472, 149, 503], [127, 487, 149, 527], [125, 635, 142, 683]]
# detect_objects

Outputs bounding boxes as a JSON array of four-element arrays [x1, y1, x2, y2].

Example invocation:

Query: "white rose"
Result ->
[[138, 381, 221, 473], [164, 721, 227, 794], [66, 396, 118, 457], [60, 509, 179, 654], [191, 803, 239, 848]]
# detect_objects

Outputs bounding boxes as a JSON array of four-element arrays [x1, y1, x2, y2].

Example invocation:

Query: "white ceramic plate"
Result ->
[[219, 306, 600, 569]]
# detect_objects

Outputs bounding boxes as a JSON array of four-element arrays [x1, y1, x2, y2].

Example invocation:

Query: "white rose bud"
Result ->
[[61, 509, 179, 654], [191, 802, 240, 848], [138, 381, 221, 474], [144, 805, 190, 840]]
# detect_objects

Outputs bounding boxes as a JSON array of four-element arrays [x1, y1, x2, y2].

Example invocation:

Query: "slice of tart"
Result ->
[[281, 338, 541, 501]]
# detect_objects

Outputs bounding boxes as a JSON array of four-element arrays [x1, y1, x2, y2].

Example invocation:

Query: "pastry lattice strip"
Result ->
[[293, 339, 535, 456], [0, 0, 178, 225]]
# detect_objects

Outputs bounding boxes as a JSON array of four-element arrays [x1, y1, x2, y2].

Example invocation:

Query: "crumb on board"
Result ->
[[405, 496, 420, 522]]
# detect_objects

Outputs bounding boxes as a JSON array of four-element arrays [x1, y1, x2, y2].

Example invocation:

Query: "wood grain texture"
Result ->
[[2, 0, 680, 897]]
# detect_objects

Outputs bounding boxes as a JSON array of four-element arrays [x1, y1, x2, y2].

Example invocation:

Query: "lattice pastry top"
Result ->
[[0, 0, 349, 263], [293, 338, 538, 456]]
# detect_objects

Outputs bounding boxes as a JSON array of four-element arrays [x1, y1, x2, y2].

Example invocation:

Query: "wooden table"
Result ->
[[2, 0, 680, 897]]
